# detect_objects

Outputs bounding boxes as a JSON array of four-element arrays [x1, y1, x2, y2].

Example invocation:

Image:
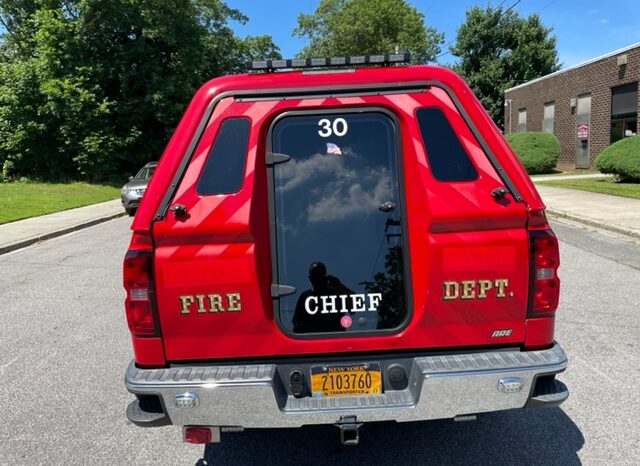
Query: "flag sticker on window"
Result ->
[[326, 142, 342, 155]]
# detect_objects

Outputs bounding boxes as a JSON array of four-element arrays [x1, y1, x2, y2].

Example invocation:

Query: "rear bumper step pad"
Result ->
[[526, 377, 569, 409]]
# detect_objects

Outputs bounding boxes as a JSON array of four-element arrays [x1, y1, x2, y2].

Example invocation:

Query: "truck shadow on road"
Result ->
[[197, 408, 583, 465]]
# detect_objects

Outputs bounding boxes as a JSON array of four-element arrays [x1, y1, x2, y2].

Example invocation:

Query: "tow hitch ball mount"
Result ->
[[335, 415, 363, 446]]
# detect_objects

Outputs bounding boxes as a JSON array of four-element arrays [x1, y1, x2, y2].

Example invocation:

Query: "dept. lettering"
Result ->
[[442, 279, 512, 300]]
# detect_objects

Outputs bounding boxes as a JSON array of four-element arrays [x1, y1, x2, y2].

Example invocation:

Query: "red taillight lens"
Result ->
[[528, 230, 560, 317], [123, 249, 157, 337], [527, 208, 550, 230], [184, 427, 212, 444]]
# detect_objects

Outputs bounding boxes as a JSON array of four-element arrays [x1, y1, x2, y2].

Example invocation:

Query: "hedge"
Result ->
[[505, 132, 561, 174], [595, 136, 640, 182]]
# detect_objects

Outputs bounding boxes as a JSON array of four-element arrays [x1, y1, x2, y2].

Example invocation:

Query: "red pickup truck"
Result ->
[[123, 55, 568, 446]]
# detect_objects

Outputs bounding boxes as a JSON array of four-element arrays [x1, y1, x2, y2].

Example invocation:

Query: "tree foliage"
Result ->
[[0, 1, 280, 181], [293, 0, 443, 63], [450, 6, 559, 127]]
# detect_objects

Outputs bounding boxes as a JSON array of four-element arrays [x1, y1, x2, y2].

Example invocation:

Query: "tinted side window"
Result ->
[[196, 118, 250, 195], [416, 107, 478, 181]]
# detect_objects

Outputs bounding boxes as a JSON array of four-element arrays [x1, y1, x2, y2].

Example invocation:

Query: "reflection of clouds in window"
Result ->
[[278, 222, 298, 236], [278, 151, 354, 192], [277, 148, 391, 224], [307, 168, 390, 223]]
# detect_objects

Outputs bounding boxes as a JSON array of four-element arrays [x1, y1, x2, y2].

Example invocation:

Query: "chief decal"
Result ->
[[442, 279, 512, 300], [304, 293, 382, 315], [179, 292, 242, 314]]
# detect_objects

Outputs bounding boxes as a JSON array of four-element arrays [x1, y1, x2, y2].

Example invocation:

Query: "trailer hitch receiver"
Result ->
[[335, 415, 363, 446]]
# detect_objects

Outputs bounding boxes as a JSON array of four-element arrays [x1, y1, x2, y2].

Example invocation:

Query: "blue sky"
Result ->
[[227, 0, 640, 69]]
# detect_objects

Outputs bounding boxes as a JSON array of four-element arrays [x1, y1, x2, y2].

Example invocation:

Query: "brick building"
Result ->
[[504, 43, 640, 169]]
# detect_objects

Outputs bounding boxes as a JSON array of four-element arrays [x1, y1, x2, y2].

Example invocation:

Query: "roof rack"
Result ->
[[246, 53, 411, 72]]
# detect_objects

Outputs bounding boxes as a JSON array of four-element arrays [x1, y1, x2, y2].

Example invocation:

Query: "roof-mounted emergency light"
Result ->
[[246, 53, 411, 72]]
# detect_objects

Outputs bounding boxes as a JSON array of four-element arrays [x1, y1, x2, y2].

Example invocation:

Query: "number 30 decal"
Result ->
[[317, 118, 348, 137]]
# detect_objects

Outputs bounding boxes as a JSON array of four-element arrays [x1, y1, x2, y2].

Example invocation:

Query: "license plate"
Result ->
[[310, 363, 382, 397]]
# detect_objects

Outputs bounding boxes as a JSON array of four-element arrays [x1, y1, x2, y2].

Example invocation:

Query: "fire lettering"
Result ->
[[179, 292, 242, 314]]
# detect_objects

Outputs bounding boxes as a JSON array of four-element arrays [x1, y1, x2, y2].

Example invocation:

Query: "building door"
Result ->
[[575, 94, 591, 168]]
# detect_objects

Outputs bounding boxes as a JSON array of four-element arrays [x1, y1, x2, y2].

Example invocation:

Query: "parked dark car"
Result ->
[[121, 162, 156, 216]]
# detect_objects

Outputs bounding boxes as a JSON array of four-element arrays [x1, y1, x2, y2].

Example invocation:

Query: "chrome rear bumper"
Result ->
[[125, 342, 568, 428]]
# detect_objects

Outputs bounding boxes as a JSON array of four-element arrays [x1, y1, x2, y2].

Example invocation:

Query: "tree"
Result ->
[[450, 5, 559, 127], [293, 0, 443, 64], [0, 1, 280, 181]]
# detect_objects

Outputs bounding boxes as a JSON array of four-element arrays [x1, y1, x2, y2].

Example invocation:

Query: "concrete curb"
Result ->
[[546, 208, 640, 240], [0, 210, 127, 255]]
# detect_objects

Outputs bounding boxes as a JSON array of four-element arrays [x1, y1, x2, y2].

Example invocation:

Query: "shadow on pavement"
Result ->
[[196, 408, 583, 465]]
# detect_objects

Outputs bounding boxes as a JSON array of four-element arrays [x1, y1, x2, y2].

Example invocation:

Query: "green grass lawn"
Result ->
[[0, 182, 120, 224], [537, 177, 640, 199]]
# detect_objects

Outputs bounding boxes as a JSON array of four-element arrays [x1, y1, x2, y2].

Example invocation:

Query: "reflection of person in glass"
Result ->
[[293, 262, 353, 333]]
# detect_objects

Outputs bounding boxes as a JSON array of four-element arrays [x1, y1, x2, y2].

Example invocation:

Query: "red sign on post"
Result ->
[[577, 124, 589, 139]]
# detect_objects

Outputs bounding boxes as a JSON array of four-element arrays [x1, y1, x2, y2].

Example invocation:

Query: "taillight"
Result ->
[[123, 249, 158, 337], [527, 209, 560, 317], [183, 427, 214, 444]]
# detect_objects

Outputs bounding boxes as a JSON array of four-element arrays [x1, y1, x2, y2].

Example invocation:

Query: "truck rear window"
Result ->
[[416, 107, 478, 181], [269, 111, 408, 336]]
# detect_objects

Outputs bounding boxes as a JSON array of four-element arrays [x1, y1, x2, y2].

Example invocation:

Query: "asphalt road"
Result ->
[[1, 216, 639, 465]]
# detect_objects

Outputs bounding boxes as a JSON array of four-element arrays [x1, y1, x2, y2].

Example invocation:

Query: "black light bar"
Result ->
[[246, 53, 410, 72]]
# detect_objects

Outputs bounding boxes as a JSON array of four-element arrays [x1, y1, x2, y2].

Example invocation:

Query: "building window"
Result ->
[[517, 109, 527, 132], [611, 82, 638, 144], [543, 102, 555, 133]]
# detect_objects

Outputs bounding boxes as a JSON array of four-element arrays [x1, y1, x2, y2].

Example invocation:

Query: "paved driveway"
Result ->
[[1, 217, 638, 465]]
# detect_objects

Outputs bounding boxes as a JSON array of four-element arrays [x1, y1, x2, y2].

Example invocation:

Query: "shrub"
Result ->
[[596, 136, 640, 182], [505, 132, 561, 174]]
